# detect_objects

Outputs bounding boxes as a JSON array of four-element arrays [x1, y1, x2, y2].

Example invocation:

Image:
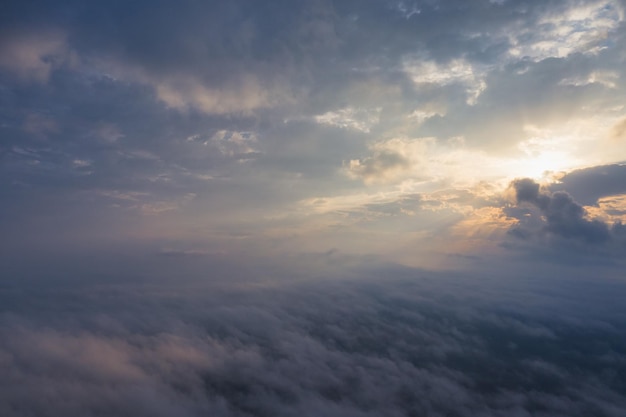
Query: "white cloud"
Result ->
[[298, 191, 408, 216], [558, 70, 619, 88], [506, 0, 623, 61], [408, 109, 444, 125], [314, 106, 382, 132], [72, 159, 92, 168], [155, 76, 272, 115], [402, 58, 487, 105], [208, 130, 259, 158], [346, 137, 435, 184]]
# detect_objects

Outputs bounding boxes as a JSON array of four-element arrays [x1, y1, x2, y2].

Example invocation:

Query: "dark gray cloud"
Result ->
[[549, 164, 626, 206], [503, 178, 626, 268], [509, 178, 617, 244]]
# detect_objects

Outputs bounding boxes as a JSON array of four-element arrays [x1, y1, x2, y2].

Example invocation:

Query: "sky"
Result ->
[[2, 1, 626, 416]]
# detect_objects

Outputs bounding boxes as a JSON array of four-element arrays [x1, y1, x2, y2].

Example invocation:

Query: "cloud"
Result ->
[[345, 138, 434, 184], [510, 178, 610, 243], [347, 150, 411, 184], [611, 117, 626, 139], [549, 164, 626, 206], [154, 77, 273, 115], [208, 130, 260, 159], [403, 57, 487, 105], [506, 0, 623, 61], [508, 178, 626, 247], [314, 106, 381, 133], [0, 31, 72, 82], [1, 261, 626, 417], [94, 189, 197, 216], [156, 247, 226, 257]]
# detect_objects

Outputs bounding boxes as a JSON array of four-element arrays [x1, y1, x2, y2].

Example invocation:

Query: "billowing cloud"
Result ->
[[507, 178, 626, 252]]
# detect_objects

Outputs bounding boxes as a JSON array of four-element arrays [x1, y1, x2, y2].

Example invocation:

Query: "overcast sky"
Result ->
[[2, 1, 626, 416], [2, 0, 626, 269]]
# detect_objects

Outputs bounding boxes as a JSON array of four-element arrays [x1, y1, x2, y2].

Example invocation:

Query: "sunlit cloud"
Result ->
[[314, 106, 382, 132], [206, 130, 260, 159], [403, 57, 487, 105], [585, 194, 626, 223], [558, 70, 619, 88], [155, 77, 273, 115], [506, 0, 623, 60]]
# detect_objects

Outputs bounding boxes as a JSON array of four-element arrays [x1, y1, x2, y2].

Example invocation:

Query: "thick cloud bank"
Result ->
[[2, 265, 626, 417], [511, 178, 612, 243], [507, 178, 626, 251]]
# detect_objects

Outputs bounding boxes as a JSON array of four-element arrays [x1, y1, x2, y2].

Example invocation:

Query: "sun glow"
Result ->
[[508, 150, 580, 181], [509, 126, 589, 180]]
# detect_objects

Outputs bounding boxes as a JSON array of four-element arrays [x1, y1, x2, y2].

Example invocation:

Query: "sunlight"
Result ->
[[510, 127, 587, 180], [509, 150, 579, 180]]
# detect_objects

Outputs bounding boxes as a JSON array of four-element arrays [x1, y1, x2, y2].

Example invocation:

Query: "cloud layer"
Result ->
[[2, 262, 626, 417]]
